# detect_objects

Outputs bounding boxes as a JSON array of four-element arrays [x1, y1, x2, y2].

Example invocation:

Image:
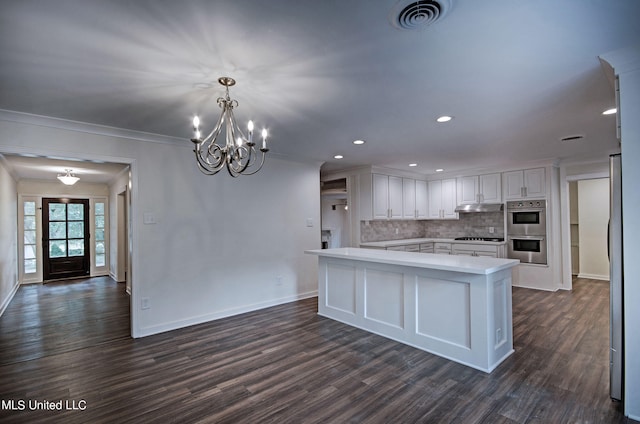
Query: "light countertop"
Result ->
[[359, 238, 507, 248], [305, 247, 519, 275]]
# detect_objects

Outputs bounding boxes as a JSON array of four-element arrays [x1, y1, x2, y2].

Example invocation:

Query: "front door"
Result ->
[[43, 198, 90, 281]]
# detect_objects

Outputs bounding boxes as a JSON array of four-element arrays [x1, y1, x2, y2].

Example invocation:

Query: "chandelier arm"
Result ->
[[194, 150, 222, 175], [200, 101, 227, 144], [195, 147, 225, 175], [237, 148, 266, 176]]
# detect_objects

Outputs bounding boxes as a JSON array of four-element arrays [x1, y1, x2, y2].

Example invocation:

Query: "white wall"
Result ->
[[577, 179, 609, 280], [0, 158, 18, 316], [0, 111, 321, 338]]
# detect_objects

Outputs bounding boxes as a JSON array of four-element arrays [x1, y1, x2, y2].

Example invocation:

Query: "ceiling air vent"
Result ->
[[390, 0, 453, 30], [560, 135, 585, 142]]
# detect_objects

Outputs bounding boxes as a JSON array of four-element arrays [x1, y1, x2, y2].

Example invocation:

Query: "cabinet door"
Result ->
[[524, 168, 545, 198], [415, 180, 428, 219], [427, 180, 442, 219], [402, 178, 416, 219], [372, 174, 389, 219], [480, 173, 501, 203], [503, 170, 525, 200], [458, 176, 479, 204], [388, 176, 403, 219], [441, 179, 458, 219], [475, 251, 498, 258]]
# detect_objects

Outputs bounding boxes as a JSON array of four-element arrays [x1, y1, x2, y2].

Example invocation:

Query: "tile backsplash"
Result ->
[[360, 212, 504, 243], [360, 220, 424, 242]]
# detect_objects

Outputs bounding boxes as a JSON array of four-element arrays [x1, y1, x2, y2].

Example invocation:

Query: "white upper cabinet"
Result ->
[[402, 178, 416, 219], [415, 180, 428, 219], [372, 173, 390, 219], [458, 173, 501, 204], [388, 176, 403, 219], [458, 176, 479, 204], [479, 173, 502, 203], [503, 168, 546, 200], [371, 174, 406, 219], [428, 178, 458, 219]]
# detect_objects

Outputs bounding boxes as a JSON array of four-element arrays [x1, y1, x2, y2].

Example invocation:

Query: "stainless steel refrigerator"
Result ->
[[609, 153, 623, 402]]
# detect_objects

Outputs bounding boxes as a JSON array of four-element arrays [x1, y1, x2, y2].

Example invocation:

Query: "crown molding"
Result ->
[[0, 109, 185, 146]]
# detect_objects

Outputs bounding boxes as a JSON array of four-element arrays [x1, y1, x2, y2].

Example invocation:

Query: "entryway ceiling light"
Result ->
[[353, 139, 366, 145], [57, 169, 80, 185], [436, 115, 453, 123], [602, 108, 617, 115]]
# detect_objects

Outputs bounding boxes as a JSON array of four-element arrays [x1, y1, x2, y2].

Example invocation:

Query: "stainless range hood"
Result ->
[[454, 203, 504, 213]]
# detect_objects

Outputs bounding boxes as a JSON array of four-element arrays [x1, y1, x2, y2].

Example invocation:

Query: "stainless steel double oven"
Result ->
[[507, 200, 547, 265]]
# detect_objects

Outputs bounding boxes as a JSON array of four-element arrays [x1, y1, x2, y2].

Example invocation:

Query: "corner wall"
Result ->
[[0, 158, 18, 316]]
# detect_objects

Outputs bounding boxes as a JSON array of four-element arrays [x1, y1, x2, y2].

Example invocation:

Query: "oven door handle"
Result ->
[[509, 236, 545, 241]]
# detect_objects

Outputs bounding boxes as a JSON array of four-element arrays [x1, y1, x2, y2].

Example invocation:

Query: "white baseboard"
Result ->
[[135, 290, 318, 338], [577, 273, 609, 281], [512, 282, 559, 292], [0, 280, 21, 317]]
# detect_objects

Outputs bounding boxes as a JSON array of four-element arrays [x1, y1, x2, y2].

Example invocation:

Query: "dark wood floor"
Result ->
[[0, 277, 633, 423]]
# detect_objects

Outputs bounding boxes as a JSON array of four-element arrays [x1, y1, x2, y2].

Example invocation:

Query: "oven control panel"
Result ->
[[507, 200, 546, 209]]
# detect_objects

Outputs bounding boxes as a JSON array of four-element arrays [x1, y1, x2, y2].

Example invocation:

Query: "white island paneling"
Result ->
[[307, 248, 519, 373]]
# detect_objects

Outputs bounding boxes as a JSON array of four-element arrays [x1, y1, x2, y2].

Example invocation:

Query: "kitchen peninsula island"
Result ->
[[305, 248, 519, 373]]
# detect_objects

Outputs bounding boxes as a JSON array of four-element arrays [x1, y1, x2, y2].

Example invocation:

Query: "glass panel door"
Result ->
[[43, 198, 90, 281]]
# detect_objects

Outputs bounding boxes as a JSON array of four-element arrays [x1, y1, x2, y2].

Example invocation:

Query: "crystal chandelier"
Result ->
[[190, 77, 268, 177]]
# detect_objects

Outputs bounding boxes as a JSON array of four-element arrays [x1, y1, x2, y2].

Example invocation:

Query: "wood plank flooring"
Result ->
[[0, 277, 633, 423]]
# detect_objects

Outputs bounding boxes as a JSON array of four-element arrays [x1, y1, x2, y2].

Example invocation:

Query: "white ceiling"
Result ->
[[1, 0, 637, 178]]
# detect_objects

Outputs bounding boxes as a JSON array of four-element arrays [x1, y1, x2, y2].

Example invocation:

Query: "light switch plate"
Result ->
[[143, 212, 156, 225]]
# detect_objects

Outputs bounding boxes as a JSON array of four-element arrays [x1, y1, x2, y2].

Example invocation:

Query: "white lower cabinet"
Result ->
[[419, 243, 434, 253], [452, 243, 500, 258], [434, 242, 452, 255]]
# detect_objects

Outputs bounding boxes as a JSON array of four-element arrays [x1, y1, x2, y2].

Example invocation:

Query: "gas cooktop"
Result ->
[[454, 237, 505, 242]]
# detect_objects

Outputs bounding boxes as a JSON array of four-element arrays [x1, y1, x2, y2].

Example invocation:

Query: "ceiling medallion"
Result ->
[[190, 77, 268, 177]]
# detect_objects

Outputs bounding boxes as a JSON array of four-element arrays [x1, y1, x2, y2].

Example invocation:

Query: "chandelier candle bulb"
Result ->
[[262, 128, 268, 150], [248, 120, 254, 144], [192, 116, 201, 141]]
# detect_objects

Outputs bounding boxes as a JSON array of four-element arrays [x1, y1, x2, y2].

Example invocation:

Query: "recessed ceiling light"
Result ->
[[603, 108, 617, 115], [334, 155, 344, 159], [353, 139, 366, 145], [436, 116, 453, 123], [435, 168, 444, 172], [409, 163, 417, 167]]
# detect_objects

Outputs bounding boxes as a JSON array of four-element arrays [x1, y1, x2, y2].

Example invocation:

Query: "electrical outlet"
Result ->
[[489, 226, 495, 234], [141, 298, 150, 310], [395, 228, 399, 234], [496, 328, 502, 341]]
